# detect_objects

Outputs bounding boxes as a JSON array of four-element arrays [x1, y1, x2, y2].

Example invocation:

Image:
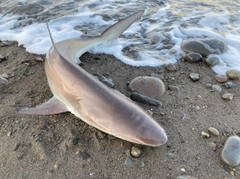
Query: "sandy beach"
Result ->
[[0, 42, 239, 179]]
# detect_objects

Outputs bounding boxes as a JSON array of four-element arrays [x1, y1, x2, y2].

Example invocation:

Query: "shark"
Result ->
[[17, 10, 167, 146]]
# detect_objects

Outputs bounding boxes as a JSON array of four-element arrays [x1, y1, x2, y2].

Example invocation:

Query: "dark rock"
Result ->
[[189, 73, 200, 82], [100, 76, 115, 88], [131, 92, 162, 107], [224, 81, 237, 89], [205, 56, 220, 67], [181, 38, 227, 56], [184, 52, 202, 63]]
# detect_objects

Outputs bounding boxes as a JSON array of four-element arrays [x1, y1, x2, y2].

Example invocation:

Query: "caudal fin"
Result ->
[[101, 10, 144, 41]]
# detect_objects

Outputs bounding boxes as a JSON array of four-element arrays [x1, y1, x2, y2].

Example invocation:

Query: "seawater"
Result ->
[[0, 0, 239, 74]]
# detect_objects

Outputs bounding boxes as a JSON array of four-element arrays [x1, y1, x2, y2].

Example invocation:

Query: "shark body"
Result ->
[[18, 11, 167, 146]]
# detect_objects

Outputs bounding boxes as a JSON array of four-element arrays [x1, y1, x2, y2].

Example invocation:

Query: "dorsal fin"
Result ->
[[46, 23, 60, 55]]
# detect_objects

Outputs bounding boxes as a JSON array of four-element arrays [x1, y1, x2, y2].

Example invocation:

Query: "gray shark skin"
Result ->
[[17, 11, 167, 146]]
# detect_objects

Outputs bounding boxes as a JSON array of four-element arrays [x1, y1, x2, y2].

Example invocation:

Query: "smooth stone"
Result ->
[[205, 83, 212, 88], [215, 74, 227, 83], [166, 62, 177, 71], [131, 92, 162, 107], [181, 38, 227, 56], [129, 76, 165, 98], [68, 137, 78, 145], [184, 52, 202, 63], [201, 131, 210, 138], [212, 85, 222, 92], [130, 146, 142, 158], [33, 56, 44, 62], [0, 75, 9, 84], [1, 74, 8, 79], [205, 56, 220, 67], [124, 156, 133, 166], [224, 81, 237, 89], [166, 153, 174, 159], [221, 136, 240, 167], [226, 68, 240, 79], [189, 73, 200, 82], [100, 76, 115, 88], [176, 176, 198, 179], [211, 142, 217, 151], [222, 93, 233, 100], [168, 85, 179, 91], [208, 127, 219, 136]]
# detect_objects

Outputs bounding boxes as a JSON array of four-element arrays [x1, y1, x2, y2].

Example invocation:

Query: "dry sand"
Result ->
[[0, 42, 240, 179]]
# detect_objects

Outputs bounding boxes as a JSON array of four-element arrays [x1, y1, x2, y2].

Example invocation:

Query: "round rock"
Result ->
[[224, 81, 237, 89], [166, 62, 177, 71], [208, 127, 219, 136], [222, 93, 233, 101], [226, 68, 240, 79], [205, 56, 220, 67], [130, 146, 142, 158], [184, 52, 202, 63], [189, 73, 200, 82], [221, 136, 240, 167], [215, 74, 228, 83], [181, 38, 227, 56], [129, 76, 165, 98]]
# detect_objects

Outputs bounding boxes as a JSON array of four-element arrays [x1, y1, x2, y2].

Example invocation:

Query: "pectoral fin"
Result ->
[[17, 96, 69, 115]]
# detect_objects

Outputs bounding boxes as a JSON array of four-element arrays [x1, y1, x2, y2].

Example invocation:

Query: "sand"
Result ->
[[0, 42, 240, 179]]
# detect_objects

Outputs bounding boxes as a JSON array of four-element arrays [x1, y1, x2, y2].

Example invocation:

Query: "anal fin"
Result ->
[[17, 96, 68, 115]]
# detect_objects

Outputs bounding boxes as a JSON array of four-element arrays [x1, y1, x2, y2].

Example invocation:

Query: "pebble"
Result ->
[[224, 81, 237, 89], [166, 62, 177, 71], [205, 56, 220, 67], [221, 136, 240, 167], [201, 131, 210, 138], [100, 76, 115, 88], [129, 76, 165, 98], [131, 92, 162, 107], [0, 75, 9, 84], [68, 137, 78, 145], [168, 85, 179, 91], [33, 56, 44, 62], [193, 105, 200, 111], [210, 142, 217, 151], [226, 68, 240, 79], [215, 74, 227, 83], [212, 85, 222, 92], [189, 73, 200, 81], [1, 74, 8, 79], [0, 54, 7, 61], [130, 146, 142, 158], [181, 38, 227, 56], [176, 176, 197, 179], [184, 52, 202, 63], [0, 41, 13, 47], [124, 156, 133, 166], [79, 151, 91, 160], [166, 153, 174, 159], [222, 93, 233, 101], [208, 127, 219, 136], [205, 83, 212, 88]]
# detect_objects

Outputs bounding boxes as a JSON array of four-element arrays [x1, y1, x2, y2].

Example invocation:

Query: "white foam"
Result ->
[[0, 0, 239, 75]]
